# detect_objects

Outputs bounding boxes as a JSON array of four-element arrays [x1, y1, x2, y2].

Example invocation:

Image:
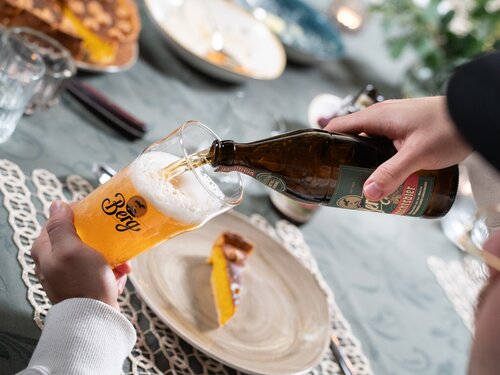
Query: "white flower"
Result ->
[[437, 0, 451, 15], [449, 13, 473, 35], [413, 0, 430, 8], [486, 0, 500, 12], [447, 0, 475, 12], [445, 0, 475, 36]]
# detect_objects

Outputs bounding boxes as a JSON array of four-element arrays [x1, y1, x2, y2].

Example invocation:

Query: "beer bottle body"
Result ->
[[209, 129, 458, 218]]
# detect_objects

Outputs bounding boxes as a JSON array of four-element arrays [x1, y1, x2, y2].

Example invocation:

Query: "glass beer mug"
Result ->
[[73, 121, 243, 266]]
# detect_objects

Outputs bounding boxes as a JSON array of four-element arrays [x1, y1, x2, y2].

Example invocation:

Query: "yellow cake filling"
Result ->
[[62, 6, 117, 64], [209, 237, 236, 326], [208, 232, 253, 326]]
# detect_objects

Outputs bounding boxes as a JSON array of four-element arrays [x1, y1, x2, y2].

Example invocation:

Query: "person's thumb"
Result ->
[[483, 231, 500, 278], [46, 201, 80, 252], [363, 150, 417, 201]]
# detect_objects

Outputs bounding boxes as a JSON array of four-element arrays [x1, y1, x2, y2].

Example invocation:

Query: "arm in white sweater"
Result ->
[[17, 298, 136, 375]]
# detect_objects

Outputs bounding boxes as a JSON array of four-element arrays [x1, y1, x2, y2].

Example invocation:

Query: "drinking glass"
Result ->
[[458, 204, 500, 273], [9, 28, 76, 114], [73, 121, 243, 266], [0, 29, 45, 143]]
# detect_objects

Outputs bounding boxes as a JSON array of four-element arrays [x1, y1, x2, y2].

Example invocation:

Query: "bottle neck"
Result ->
[[211, 140, 236, 166]]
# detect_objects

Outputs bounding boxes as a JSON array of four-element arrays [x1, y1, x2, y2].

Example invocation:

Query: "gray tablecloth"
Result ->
[[0, 1, 470, 374]]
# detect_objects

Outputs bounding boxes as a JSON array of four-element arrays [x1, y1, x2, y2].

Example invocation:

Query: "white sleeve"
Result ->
[[17, 298, 136, 375]]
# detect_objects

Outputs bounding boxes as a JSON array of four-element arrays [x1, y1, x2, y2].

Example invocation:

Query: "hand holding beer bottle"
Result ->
[[324, 96, 472, 201], [194, 126, 460, 218]]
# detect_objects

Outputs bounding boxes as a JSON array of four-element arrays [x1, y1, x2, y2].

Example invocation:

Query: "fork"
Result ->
[[330, 334, 356, 375], [200, 0, 242, 70]]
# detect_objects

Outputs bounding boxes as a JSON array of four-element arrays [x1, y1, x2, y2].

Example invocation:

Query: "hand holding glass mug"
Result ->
[[73, 121, 243, 266], [31, 201, 130, 310]]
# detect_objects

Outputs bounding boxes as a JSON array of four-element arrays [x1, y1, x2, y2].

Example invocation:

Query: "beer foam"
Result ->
[[129, 151, 226, 224]]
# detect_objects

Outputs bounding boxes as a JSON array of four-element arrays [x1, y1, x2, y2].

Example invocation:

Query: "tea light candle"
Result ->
[[330, 0, 367, 32], [336, 5, 363, 30]]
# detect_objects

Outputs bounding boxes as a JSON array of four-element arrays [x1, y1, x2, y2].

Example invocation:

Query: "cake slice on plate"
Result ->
[[208, 231, 254, 326], [0, 0, 140, 67]]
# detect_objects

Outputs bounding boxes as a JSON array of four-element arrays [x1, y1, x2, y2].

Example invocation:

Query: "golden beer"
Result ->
[[73, 150, 231, 266]]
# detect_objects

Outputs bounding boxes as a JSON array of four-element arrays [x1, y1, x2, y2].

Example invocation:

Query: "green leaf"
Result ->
[[373, 0, 499, 93], [388, 37, 408, 58], [423, 0, 441, 24], [415, 38, 436, 56], [441, 10, 455, 27]]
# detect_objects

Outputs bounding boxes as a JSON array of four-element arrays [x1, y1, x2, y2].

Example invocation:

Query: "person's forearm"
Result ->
[[17, 298, 136, 375]]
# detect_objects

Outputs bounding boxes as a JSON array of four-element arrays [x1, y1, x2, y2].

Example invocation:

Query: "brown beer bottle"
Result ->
[[206, 129, 459, 218]]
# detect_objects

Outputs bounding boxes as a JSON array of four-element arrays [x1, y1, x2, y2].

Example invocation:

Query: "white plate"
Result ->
[[143, 0, 286, 82], [130, 211, 330, 375]]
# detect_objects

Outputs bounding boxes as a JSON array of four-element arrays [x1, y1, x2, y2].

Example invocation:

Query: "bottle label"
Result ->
[[256, 172, 286, 193], [328, 165, 435, 216], [215, 165, 257, 177]]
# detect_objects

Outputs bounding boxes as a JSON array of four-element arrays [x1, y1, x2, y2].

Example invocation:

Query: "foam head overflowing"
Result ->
[[130, 151, 226, 224]]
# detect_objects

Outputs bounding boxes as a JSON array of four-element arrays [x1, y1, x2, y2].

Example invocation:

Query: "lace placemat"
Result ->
[[0, 158, 373, 375], [427, 256, 488, 333]]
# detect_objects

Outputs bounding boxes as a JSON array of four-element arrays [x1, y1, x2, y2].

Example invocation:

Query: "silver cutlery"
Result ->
[[92, 163, 116, 185], [330, 334, 356, 375]]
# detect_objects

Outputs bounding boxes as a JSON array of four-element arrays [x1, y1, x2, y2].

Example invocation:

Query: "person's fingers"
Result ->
[[31, 225, 50, 265], [475, 232, 500, 316], [31, 224, 53, 279], [114, 261, 131, 294], [363, 148, 420, 200], [324, 101, 401, 138], [113, 261, 132, 276], [483, 231, 500, 279], [116, 274, 127, 294], [45, 201, 81, 255]]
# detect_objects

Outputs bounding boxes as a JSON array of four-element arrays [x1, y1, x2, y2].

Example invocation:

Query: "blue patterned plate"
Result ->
[[236, 0, 344, 64]]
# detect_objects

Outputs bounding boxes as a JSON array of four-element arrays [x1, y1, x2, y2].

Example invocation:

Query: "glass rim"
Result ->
[[2, 28, 46, 81], [7, 27, 76, 79], [179, 120, 243, 207], [460, 203, 500, 272]]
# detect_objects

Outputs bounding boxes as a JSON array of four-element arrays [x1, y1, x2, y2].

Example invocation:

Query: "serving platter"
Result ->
[[130, 211, 330, 374]]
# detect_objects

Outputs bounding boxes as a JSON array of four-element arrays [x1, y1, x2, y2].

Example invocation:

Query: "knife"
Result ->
[[66, 79, 148, 140]]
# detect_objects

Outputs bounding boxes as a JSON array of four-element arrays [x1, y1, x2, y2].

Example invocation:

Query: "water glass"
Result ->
[[0, 29, 45, 143], [458, 204, 500, 273], [9, 28, 76, 114]]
